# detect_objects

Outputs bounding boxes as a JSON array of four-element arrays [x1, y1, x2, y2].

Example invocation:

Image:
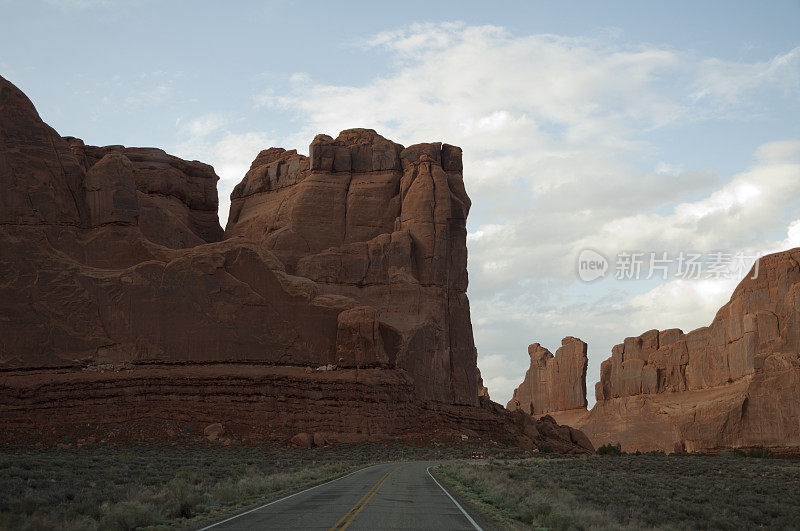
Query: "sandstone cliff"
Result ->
[[509, 249, 800, 452], [225, 129, 477, 405], [506, 337, 588, 420], [0, 75, 592, 453]]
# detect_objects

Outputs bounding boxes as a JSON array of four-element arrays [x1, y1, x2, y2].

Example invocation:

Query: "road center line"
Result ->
[[330, 467, 397, 530]]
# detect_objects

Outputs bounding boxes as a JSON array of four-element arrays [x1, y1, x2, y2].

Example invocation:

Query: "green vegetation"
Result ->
[[0, 442, 468, 530], [596, 442, 623, 456], [731, 446, 776, 459], [435, 454, 800, 529], [745, 446, 775, 459]]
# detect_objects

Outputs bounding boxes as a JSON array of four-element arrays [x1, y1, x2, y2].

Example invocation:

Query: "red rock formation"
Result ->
[[581, 249, 800, 452], [66, 139, 225, 248], [506, 337, 588, 420], [0, 75, 335, 369], [226, 128, 476, 405], [0, 75, 592, 453], [476, 366, 490, 399], [509, 249, 800, 452], [1, 364, 592, 453]]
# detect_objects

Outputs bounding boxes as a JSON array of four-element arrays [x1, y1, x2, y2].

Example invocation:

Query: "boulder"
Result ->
[[290, 432, 313, 448], [203, 423, 224, 441]]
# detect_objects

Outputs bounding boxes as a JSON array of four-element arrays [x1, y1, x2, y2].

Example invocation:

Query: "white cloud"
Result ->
[[579, 140, 800, 257], [690, 47, 800, 114]]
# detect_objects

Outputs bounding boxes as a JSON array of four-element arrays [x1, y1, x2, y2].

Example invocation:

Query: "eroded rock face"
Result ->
[[593, 248, 800, 403], [226, 128, 477, 405], [509, 249, 800, 452], [476, 365, 490, 399], [0, 76, 89, 227], [0, 75, 592, 453], [65, 138, 224, 248], [506, 337, 588, 417], [582, 248, 800, 452]]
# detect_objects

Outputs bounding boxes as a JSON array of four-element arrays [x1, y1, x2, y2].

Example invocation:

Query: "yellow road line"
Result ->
[[330, 467, 396, 530], [339, 469, 394, 530], [329, 469, 390, 529]]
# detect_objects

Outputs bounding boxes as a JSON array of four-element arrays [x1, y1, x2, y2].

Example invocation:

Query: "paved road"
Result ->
[[201, 461, 481, 530]]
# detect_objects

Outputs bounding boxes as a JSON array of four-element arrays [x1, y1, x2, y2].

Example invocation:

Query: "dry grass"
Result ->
[[435, 454, 800, 530]]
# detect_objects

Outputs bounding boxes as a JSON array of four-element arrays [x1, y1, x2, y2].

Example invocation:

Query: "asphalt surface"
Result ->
[[201, 461, 482, 530]]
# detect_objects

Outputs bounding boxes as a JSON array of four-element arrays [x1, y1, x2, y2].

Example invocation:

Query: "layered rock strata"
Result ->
[[0, 364, 592, 452]]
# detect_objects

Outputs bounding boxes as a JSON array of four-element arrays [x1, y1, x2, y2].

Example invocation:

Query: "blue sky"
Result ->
[[2, 0, 799, 406]]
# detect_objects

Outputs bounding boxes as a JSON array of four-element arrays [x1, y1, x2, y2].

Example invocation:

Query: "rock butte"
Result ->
[[508, 249, 800, 452], [0, 75, 592, 453], [507, 337, 588, 428]]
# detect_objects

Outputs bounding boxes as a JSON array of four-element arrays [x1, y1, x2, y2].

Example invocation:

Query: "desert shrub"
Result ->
[[211, 482, 239, 504], [435, 453, 800, 530], [161, 478, 206, 518], [3, 445, 800, 530], [99, 501, 160, 530], [538, 444, 554, 454], [746, 446, 774, 458], [597, 443, 623, 456], [15, 493, 48, 516], [436, 462, 623, 529], [175, 465, 203, 482]]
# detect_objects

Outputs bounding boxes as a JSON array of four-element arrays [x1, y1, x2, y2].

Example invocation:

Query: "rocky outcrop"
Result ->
[[0, 75, 592, 453], [65, 138, 224, 247], [506, 337, 588, 419], [509, 249, 800, 452], [476, 366, 490, 399], [226, 128, 477, 405], [0, 75, 327, 368]]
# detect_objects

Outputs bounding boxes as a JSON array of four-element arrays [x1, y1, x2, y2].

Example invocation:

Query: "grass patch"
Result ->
[[435, 454, 800, 529]]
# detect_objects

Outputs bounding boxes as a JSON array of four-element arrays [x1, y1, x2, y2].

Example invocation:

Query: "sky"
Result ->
[[2, 0, 799, 407]]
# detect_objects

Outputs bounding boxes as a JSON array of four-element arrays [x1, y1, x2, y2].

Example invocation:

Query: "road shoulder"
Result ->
[[429, 462, 521, 531]]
